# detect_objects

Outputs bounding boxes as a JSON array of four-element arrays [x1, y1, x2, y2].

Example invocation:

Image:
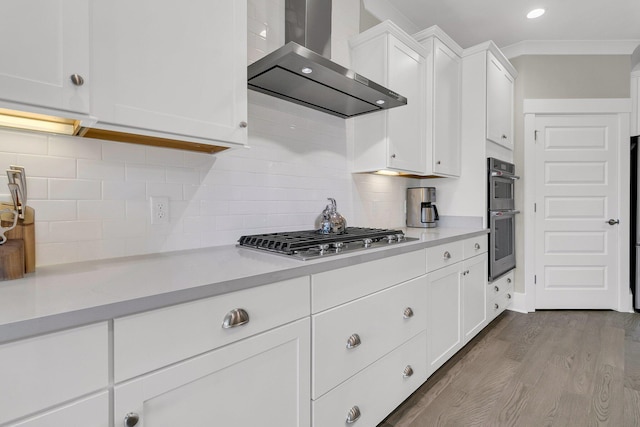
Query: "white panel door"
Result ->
[[534, 114, 619, 309]]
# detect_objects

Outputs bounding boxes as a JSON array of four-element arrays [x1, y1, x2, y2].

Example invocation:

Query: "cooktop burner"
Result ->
[[238, 227, 416, 260]]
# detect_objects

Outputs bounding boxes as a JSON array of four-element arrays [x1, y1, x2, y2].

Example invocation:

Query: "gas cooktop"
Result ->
[[237, 227, 417, 260]]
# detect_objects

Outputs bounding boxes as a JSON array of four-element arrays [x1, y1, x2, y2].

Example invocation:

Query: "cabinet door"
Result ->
[[462, 254, 488, 343], [486, 52, 514, 148], [432, 40, 461, 176], [10, 392, 108, 427], [91, 0, 247, 146], [387, 36, 426, 174], [426, 263, 462, 374], [114, 319, 310, 427], [0, 0, 90, 114]]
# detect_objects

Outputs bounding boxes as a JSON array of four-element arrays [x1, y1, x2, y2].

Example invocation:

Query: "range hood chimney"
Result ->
[[247, 0, 407, 119]]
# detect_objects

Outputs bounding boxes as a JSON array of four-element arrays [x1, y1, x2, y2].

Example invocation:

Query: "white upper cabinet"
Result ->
[[0, 0, 91, 117], [485, 50, 515, 149], [631, 71, 640, 137], [350, 21, 427, 175], [90, 0, 248, 148], [414, 26, 462, 177]]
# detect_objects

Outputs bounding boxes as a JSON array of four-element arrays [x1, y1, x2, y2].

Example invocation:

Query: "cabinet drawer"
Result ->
[[0, 323, 108, 425], [488, 270, 514, 298], [488, 271, 514, 321], [313, 331, 427, 427], [426, 240, 464, 272], [312, 250, 426, 313], [114, 276, 310, 382], [10, 392, 108, 427], [463, 235, 488, 258], [312, 275, 427, 399]]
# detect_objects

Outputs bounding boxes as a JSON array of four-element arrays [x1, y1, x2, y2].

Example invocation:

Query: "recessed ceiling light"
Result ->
[[301, 67, 313, 74], [527, 8, 545, 19]]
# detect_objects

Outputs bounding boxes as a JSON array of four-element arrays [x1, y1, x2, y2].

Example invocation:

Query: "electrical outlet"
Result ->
[[150, 196, 169, 225]]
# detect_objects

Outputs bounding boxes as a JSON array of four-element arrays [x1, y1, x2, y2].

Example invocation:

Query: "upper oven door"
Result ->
[[489, 174, 515, 211]]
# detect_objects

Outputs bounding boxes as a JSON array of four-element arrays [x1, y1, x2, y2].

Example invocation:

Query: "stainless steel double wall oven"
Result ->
[[487, 158, 519, 281]]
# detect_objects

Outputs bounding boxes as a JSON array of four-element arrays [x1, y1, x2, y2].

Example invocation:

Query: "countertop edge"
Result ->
[[0, 228, 488, 343]]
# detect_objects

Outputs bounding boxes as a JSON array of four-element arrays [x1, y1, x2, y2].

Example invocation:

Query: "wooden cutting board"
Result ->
[[0, 203, 35, 275]]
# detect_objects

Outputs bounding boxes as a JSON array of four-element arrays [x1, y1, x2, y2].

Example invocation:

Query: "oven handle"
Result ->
[[490, 210, 521, 217], [490, 171, 520, 180]]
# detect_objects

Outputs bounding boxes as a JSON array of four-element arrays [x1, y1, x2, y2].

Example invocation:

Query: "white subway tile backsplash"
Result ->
[[26, 177, 49, 200], [78, 200, 126, 220], [0, 129, 48, 155], [29, 200, 77, 221], [103, 218, 147, 239], [125, 200, 149, 219], [103, 181, 146, 200], [49, 135, 102, 159], [145, 146, 184, 166], [78, 159, 125, 181], [146, 182, 183, 200], [37, 242, 79, 266], [48, 220, 102, 242], [17, 154, 76, 178], [50, 179, 101, 200], [166, 167, 200, 185], [102, 141, 146, 163], [126, 164, 166, 182]]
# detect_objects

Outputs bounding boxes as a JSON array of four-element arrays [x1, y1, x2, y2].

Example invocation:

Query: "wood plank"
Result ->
[[624, 339, 640, 391], [624, 387, 640, 426]]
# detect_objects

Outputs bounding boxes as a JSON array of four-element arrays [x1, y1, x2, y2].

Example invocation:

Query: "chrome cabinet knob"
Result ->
[[124, 413, 140, 427], [507, 278, 512, 284], [403, 365, 414, 378], [239, 121, 248, 128], [436, 160, 441, 165], [507, 293, 512, 299], [403, 307, 414, 319], [474, 243, 481, 250], [222, 308, 250, 329], [70, 74, 84, 86], [494, 303, 500, 310], [391, 153, 397, 159], [494, 286, 500, 292], [607, 219, 620, 225], [443, 251, 451, 260], [346, 333, 361, 349], [346, 406, 361, 424], [501, 134, 507, 139]]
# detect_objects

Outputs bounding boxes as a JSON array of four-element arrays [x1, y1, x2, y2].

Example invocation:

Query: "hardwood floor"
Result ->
[[378, 310, 640, 427]]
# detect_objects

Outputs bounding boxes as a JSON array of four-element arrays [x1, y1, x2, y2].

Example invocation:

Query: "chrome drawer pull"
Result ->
[[403, 307, 414, 319], [494, 286, 500, 292], [443, 251, 451, 260], [222, 308, 250, 329], [507, 278, 512, 284], [403, 365, 414, 378], [346, 333, 361, 349], [507, 293, 512, 300], [494, 303, 500, 310], [474, 243, 481, 250], [346, 406, 361, 424]]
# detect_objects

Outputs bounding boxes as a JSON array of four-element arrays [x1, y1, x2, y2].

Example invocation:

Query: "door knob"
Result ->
[[607, 219, 620, 225]]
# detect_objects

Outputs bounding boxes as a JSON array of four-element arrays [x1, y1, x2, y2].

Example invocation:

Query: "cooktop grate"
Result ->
[[238, 227, 405, 254]]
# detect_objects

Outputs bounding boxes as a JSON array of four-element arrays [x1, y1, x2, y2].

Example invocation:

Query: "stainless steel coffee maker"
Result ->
[[406, 187, 439, 228]]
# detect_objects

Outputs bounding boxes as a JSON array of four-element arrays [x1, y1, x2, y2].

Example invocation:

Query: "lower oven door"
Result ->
[[489, 210, 519, 281]]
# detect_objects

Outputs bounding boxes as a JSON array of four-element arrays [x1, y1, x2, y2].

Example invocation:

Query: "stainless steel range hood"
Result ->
[[247, 0, 407, 119]]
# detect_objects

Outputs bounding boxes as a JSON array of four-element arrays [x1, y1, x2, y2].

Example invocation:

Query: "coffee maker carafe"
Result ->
[[406, 187, 439, 228]]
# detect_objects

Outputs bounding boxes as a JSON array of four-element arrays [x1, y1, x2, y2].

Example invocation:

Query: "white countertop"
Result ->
[[0, 227, 487, 343]]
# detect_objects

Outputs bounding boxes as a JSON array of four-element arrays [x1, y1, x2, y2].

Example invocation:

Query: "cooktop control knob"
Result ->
[[363, 238, 373, 248], [396, 234, 405, 241], [386, 234, 397, 243], [318, 244, 329, 254], [332, 241, 344, 250]]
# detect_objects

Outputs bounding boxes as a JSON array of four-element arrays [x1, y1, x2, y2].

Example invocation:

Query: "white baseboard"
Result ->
[[507, 291, 530, 313]]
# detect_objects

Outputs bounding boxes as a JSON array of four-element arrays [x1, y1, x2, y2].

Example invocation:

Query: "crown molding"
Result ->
[[501, 40, 640, 59]]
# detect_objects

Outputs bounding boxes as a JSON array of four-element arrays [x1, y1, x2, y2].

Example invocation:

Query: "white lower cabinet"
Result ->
[[426, 236, 489, 374], [9, 392, 108, 427], [0, 322, 108, 426], [426, 262, 463, 374], [312, 331, 427, 427], [462, 254, 489, 342], [488, 270, 515, 322], [114, 318, 310, 427]]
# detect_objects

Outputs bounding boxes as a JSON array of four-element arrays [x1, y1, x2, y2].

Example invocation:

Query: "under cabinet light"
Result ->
[[0, 108, 80, 135], [375, 170, 400, 176]]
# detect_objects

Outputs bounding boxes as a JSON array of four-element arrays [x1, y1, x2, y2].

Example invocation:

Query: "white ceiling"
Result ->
[[380, 0, 640, 49]]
